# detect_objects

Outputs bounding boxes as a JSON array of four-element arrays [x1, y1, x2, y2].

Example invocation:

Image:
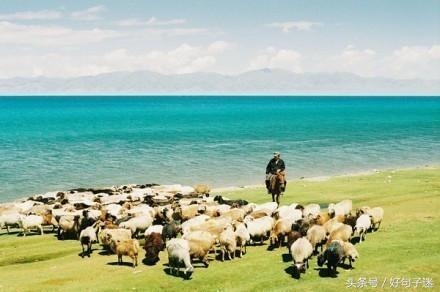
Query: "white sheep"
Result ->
[[166, 238, 194, 278], [19, 214, 44, 236], [119, 214, 153, 238], [244, 215, 274, 244], [79, 225, 98, 257], [367, 207, 384, 231], [254, 202, 278, 216], [274, 206, 302, 221], [0, 212, 21, 233], [181, 214, 210, 234], [328, 199, 352, 216], [234, 222, 250, 257], [354, 214, 371, 242], [290, 237, 313, 276], [219, 225, 237, 261], [303, 203, 320, 218], [144, 225, 163, 237]]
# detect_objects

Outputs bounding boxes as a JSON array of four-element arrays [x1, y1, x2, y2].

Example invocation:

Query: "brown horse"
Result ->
[[268, 172, 286, 205]]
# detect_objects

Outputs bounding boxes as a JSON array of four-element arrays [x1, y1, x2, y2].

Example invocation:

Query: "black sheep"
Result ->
[[317, 240, 344, 275]]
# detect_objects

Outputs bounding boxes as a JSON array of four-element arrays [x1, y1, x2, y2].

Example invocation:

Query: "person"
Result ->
[[265, 152, 286, 193]]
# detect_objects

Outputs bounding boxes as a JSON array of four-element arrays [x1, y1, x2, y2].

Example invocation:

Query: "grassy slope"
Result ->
[[0, 168, 439, 292]]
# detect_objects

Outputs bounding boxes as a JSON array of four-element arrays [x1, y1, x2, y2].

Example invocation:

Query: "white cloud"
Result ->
[[267, 21, 321, 32], [100, 42, 230, 75], [0, 10, 62, 20], [0, 41, 233, 78], [71, 5, 106, 21], [385, 45, 440, 79], [117, 17, 187, 27], [312, 44, 440, 79], [0, 21, 117, 46], [249, 47, 302, 72]]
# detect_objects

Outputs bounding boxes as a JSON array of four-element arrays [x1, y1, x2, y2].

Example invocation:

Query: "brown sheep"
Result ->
[[183, 231, 216, 267], [222, 208, 245, 222], [269, 218, 295, 248], [306, 225, 326, 254], [315, 212, 331, 225], [326, 224, 353, 247], [144, 232, 165, 264], [110, 238, 140, 268]]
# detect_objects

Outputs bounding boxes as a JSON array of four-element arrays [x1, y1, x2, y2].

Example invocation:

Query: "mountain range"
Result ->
[[0, 69, 438, 95]]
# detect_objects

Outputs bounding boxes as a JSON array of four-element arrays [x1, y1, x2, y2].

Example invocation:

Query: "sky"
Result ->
[[0, 0, 439, 79]]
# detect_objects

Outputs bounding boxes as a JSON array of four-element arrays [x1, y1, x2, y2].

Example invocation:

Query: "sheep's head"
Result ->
[[317, 253, 326, 267], [294, 262, 306, 273], [328, 203, 336, 216]]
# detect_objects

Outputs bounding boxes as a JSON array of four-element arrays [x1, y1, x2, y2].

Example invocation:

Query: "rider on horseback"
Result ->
[[265, 152, 286, 194]]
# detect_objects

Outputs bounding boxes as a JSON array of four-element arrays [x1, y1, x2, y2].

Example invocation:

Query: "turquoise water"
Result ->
[[1, 96, 439, 202]]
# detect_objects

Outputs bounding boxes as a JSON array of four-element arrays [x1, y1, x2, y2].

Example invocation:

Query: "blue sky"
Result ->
[[0, 0, 438, 79]]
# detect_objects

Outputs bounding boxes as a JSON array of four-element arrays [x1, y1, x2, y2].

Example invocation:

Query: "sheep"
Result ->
[[323, 216, 345, 234], [0, 212, 21, 233], [269, 218, 296, 248], [315, 212, 332, 225], [174, 204, 202, 221], [306, 225, 327, 254], [367, 207, 384, 231], [354, 214, 371, 242], [166, 238, 194, 278], [79, 225, 98, 258], [290, 237, 313, 277], [19, 214, 44, 236], [119, 214, 153, 238], [144, 232, 165, 264], [328, 199, 352, 217], [219, 225, 237, 261], [292, 217, 317, 237], [333, 240, 359, 269], [273, 206, 302, 221], [221, 208, 246, 222], [248, 210, 270, 219], [244, 215, 274, 245], [286, 231, 302, 253], [344, 213, 358, 229], [188, 218, 231, 241], [99, 228, 132, 251], [183, 230, 216, 267], [144, 225, 163, 237], [317, 240, 344, 275], [181, 215, 210, 234], [57, 215, 81, 239], [162, 220, 181, 241], [326, 224, 353, 247], [303, 203, 320, 218], [253, 202, 278, 216], [234, 222, 250, 257], [193, 184, 211, 195], [109, 238, 140, 267]]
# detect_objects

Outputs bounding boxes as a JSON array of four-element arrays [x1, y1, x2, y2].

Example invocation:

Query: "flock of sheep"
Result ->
[[0, 183, 384, 279]]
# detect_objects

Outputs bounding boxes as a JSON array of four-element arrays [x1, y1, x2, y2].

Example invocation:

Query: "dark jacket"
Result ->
[[266, 158, 285, 175]]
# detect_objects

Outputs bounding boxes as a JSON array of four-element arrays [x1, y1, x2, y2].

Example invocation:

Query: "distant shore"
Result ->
[[2, 165, 438, 204]]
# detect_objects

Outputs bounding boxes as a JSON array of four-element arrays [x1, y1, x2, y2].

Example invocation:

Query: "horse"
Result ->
[[267, 171, 286, 205]]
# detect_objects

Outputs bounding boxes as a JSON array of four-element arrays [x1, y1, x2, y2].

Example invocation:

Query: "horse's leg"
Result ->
[[276, 194, 280, 205], [271, 193, 275, 203]]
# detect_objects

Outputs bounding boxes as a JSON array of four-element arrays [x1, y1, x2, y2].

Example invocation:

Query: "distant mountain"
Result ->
[[0, 69, 438, 94]]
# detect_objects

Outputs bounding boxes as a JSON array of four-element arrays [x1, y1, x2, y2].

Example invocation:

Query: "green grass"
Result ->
[[0, 167, 439, 291]]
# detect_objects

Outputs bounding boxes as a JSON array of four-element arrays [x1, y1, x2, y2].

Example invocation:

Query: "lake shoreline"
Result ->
[[4, 164, 438, 204]]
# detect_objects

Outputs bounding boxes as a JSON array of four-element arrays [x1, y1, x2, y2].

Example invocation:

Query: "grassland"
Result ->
[[0, 167, 439, 291]]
